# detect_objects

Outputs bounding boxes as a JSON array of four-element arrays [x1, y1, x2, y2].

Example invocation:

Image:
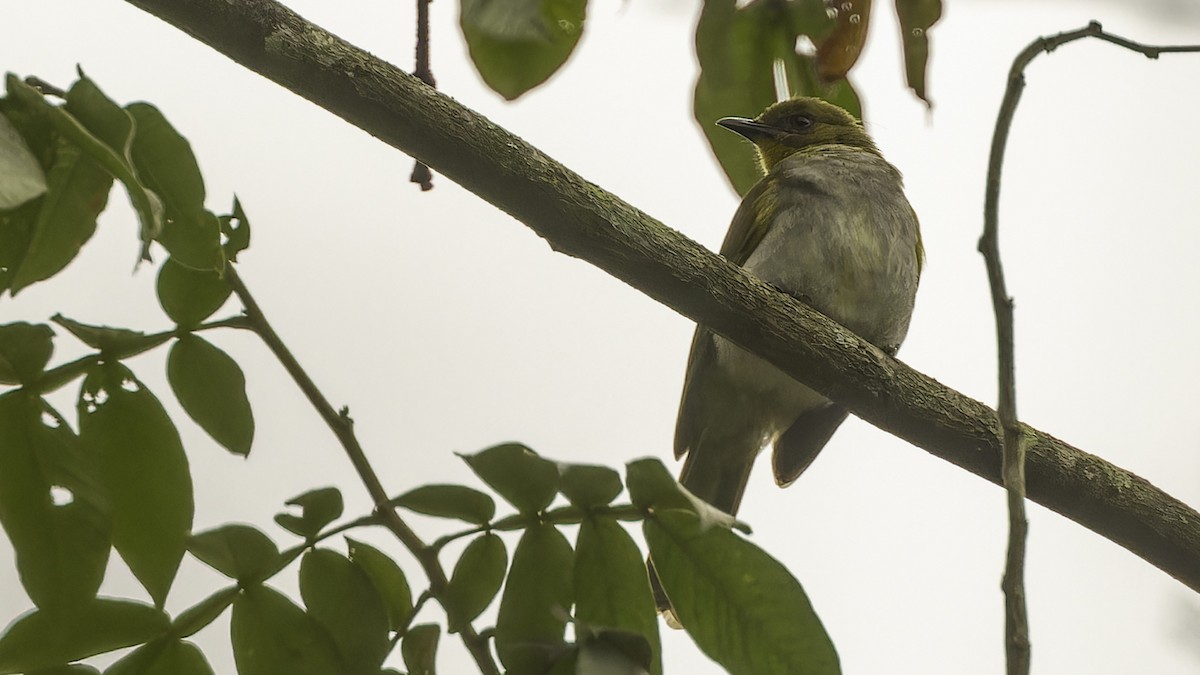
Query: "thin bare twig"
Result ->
[[222, 265, 499, 675], [980, 20, 1200, 675]]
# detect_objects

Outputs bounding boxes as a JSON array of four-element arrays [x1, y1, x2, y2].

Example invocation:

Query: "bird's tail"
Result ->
[[677, 443, 755, 517]]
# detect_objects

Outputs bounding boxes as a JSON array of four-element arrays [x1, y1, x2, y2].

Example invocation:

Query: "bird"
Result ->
[[673, 96, 923, 518]]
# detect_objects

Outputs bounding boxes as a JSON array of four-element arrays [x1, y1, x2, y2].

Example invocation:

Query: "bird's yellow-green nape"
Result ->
[[718, 97, 879, 174]]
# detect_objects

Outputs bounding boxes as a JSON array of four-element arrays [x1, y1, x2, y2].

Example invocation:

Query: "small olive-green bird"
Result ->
[[675, 97, 923, 517]]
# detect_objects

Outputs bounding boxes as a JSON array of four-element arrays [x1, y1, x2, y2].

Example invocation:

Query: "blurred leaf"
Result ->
[[299, 549, 390, 672], [220, 197, 250, 262], [0, 322, 53, 385], [347, 537, 413, 632], [815, 0, 871, 81], [230, 584, 342, 675], [274, 487, 343, 539], [574, 517, 660, 675], [168, 585, 239, 640], [78, 362, 192, 608], [0, 391, 109, 610], [401, 623, 439, 675], [391, 484, 495, 524], [694, 0, 861, 195], [495, 523, 573, 674], [187, 524, 280, 584], [52, 315, 169, 356], [126, 102, 221, 271], [0, 598, 168, 673], [645, 509, 838, 675], [104, 639, 213, 675], [0, 111, 47, 209], [461, 442, 558, 514], [167, 334, 254, 456], [460, 0, 586, 99], [558, 463, 622, 510], [894, 0, 941, 104], [156, 257, 231, 328], [444, 533, 507, 633]]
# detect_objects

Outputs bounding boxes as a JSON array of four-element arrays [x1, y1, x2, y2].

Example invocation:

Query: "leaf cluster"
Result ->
[[0, 72, 839, 674]]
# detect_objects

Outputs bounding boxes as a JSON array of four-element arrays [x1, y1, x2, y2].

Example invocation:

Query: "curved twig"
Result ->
[[980, 20, 1200, 675]]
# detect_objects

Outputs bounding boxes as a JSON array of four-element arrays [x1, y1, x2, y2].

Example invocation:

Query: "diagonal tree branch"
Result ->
[[120, 0, 1200, 594]]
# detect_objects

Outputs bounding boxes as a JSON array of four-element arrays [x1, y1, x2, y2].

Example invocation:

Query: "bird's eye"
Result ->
[[792, 116, 814, 130]]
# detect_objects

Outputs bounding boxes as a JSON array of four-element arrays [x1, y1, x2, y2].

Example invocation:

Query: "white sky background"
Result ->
[[3, 0, 1200, 673]]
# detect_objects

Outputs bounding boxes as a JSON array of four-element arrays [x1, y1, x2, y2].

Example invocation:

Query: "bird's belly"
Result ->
[[746, 228, 916, 348], [711, 336, 828, 438]]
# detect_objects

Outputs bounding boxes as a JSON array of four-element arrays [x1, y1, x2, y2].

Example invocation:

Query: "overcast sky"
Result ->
[[4, 0, 1200, 673]]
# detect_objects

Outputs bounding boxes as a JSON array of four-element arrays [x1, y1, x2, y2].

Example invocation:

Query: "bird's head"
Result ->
[[718, 97, 879, 173]]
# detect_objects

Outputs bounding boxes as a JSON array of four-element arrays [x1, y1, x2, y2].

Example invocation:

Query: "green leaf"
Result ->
[[126, 102, 221, 271], [624, 458, 745, 536], [168, 585, 239, 640], [645, 509, 838, 675], [0, 391, 109, 610], [220, 197, 250, 262], [274, 487, 343, 539], [0, 598, 168, 673], [391, 484, 495, 524], [575, 626, 654, 675], [558, 463, 622, 510], [461, 443, 558, 514], [64, 70, 135, 160], [78, 362, 192, 608], [52, 315, 170, 356], [894, 0, 941, 104], [187, 524, 280, 584], [167, 334, 254, 456], [574, 517, 661, 675], [401, 624, 440, 675], [30, 665, 100, 675], [460, 0, 587, 100], [0, 322, 54, 386], [444, 533, 507, 633], [298, 549, 391, 673], [230, 584, 342, 675], [156, 257, 231, 328], [347, 538, 413, 632], [6, 137, 112, 294], [2, 74, 55, 166], [495, 523, 573, 674], [104, 639, 214, 675], [694, 0, 861, 195], [5, 75, 162, 265], [0, 110, 47, 209], [0, 198, 40, 295]]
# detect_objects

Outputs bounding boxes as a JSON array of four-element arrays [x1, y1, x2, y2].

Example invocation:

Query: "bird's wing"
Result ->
[[674, 177, 777, 460], [673, 323, 716, 459], [772, 403, 849, 486], [716, 176, 778, 265]]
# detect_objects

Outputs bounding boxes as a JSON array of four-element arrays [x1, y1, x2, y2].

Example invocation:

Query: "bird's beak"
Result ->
[[717, 116, 785, 141]]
